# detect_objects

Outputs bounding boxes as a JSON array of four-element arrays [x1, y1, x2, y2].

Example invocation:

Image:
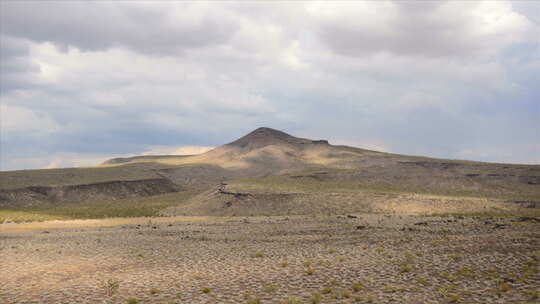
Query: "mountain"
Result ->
[[102, 127, 383, 173], [1, 127, 539, 219]]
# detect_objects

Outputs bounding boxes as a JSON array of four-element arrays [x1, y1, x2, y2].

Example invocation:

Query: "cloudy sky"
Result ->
[[1, 1, 539, 170]]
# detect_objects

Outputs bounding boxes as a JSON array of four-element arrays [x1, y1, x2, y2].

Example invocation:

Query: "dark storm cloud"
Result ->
[[0, 36, 41, 93], [0, 1, 239, 55]]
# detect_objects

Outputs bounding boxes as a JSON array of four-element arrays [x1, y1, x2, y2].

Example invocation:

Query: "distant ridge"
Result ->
[[102, 154, 192, 165]]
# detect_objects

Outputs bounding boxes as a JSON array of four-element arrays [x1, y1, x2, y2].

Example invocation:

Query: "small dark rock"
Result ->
[[42, 231, 50, 234], [414, 222, 428, 226], [494, 224, 506, 229], [356, 225, 367, 230], [347, 215, 358, 219]]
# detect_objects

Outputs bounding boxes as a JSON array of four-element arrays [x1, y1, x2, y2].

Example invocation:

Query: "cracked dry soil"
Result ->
[[1, 215, 539, 304]]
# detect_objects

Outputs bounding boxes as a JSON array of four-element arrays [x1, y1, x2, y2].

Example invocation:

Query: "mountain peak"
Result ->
[[226, 127, 328, 150]]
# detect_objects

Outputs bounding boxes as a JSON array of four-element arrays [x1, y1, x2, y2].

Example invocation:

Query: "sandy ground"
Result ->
[[0, 216, 222, 233], [1, 215, 539, 304]]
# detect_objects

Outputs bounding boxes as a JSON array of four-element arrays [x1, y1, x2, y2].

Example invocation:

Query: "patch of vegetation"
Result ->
[[337, 289, 351, 299], [125, 298, 138, 304], [353, 295, 374, 302], [499, 282, 510, 292], [263, 285, 277, 293], [0, 162, 165, 189], [522, 289, 539, 300], [352, 282, 364, 292], [246, 297, 261, 304], [286, 296, 301, 304], [201, 287, 211, 294], [0, 191, 200, 222], [321, 287, 333, 294], [98, 278, 120, 296], [399, 264, 412, 273], [415, 277, 429, 286], [149, 288, 160, 295], [231, 171, 540, 201], [310, 292, 322, 304]]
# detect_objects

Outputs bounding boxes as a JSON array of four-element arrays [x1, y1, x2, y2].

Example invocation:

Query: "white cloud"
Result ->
[[307, 0, 532, 57], [141, 145, 214, 156], [0, 104, 59, 133]]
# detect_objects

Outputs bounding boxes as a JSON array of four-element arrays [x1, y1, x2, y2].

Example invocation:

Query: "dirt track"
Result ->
[[1, 215, 539, 304]]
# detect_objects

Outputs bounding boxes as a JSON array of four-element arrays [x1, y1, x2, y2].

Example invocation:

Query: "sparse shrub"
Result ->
[[286, 296, 301, 304], [98, 278, 120, 296], [126, 298, 138, 304], [201, 287, 211, 294], [254, 252, 264, 258], [523, 289, 539, 299], [399, 264, 412, 273], [441, 271, 454, 282], [447, 295, 461, 303], [354, 295, 374, 303], [305, 268, 315, 275], [404, 252, 414, 261], [340, 290, 351, 298], [438, 286, 450, 297], [303, 260, 312, 267], [416, 277, 429, 286], [149, 288, 160, 295], [383, 285, 401, 293], [246, 297, 261, 304], [310, 292, 322, 304], [321, 287, 333, 294], [499, 282, 510, 292], [352, 282, 364, 292], [264, 284, 277, 293], [280, 261, 289, 267]]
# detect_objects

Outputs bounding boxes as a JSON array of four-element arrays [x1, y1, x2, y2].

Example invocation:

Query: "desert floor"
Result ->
[[1, 214, 539, 304]]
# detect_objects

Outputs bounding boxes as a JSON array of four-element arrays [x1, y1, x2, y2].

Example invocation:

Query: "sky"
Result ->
[[1, 0, 539, 171]]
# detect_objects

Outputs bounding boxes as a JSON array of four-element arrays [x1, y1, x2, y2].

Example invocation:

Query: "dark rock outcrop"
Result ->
[[0, 178, 180, 207]]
